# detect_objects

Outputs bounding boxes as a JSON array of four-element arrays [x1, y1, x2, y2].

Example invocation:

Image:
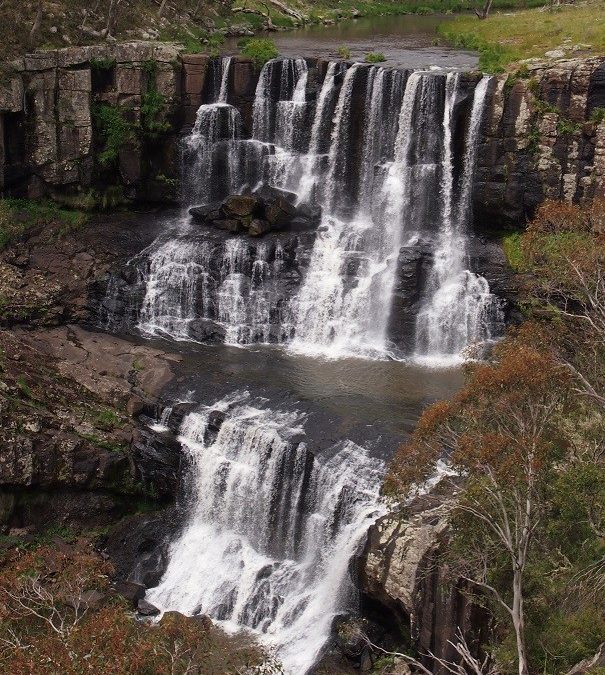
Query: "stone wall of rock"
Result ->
[[0, 43, 264, 202], [474, 57, 605, 229], [361, 494, 489, 674]]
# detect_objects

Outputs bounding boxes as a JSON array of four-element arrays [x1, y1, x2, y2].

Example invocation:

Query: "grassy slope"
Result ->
[[439, 0, 605, 71]]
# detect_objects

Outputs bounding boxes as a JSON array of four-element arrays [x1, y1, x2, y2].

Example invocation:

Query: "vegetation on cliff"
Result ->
[[386, 200, 605, 675], [0, 541, 274, 674]]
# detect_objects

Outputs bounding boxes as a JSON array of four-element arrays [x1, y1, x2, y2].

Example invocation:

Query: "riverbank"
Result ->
[[437, 0, 605, 71], [0, 0, 543, 63]]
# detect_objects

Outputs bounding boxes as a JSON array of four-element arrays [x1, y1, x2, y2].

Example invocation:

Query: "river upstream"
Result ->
[[99, 19, 501, 673]]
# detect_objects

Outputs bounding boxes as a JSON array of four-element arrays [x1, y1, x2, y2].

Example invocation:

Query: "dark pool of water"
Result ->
[[225, 14, 478, 70], [143, 338, 463, 459]]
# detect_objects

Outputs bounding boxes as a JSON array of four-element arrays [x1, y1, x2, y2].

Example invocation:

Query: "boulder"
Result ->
[[137, 598, 161, 616], [249, 218, 271, 237], [222, 194, 258, 217], [264, 196, 297, 227], [189, 202, 222, 222]]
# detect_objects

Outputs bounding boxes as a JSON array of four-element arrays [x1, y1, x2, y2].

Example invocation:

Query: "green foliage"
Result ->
[[502, 232, 526, 272], [557, 118, 581, 136], [365, 51, 386, 63], [240, 38, 279, 67], [414, 5, 434, 14], [92, 103, 136, 167], [141, 88, 171, 138], [16, 375, 32, 399], [0, 199, 87, 251], [337, 45, 351, 59], [438, 26, 511, 73], [590, 106, 605, 124], [79, 432, 127, 453], [90, 57, 116, 71], [93, 409, 121, 431], [534, 98, 559, 116], [206, 33, 225, 57]]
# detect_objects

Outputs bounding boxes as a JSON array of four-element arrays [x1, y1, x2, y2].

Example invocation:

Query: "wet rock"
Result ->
[[264, 195, 297, 227], [249, 218, 271, 236], [189, 191, 316, 237], [223, 194, 258, 217], [137, 598, 161, 616], [105, 507, 182, 588], [112, 579, 146, 605]]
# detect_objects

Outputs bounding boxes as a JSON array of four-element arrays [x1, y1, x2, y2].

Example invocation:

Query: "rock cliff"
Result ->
[[2, 46, 604, 226]]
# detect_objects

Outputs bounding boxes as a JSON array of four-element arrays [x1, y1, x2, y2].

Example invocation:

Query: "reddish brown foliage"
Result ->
[[0, 541, 268, 674]]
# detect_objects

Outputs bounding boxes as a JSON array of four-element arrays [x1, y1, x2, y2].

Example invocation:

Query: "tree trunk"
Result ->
[[29, 1, 43, 47], [158, 0, 168, 17], [475, 0, 493, 19], [512, 569, 529, 675]]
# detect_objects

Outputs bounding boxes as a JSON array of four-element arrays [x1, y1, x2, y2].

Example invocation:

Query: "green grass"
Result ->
[[365, 51, 387, 63], [337, 45, 351, 59], [0, 199, 88, 251], [93, 409, 122, 431], [439, 0, 605, 72], [240, 38, 279, 67], [502, 232, 526, 272]]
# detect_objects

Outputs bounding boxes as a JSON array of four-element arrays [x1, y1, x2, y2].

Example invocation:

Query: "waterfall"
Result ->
[[106, 59, 504, 361], [217, 57, 232, 103], [414, 75, 504, 362], [146, 391, 385, 674]]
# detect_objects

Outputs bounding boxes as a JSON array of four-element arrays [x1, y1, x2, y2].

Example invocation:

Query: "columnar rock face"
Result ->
[[0, 42, 184, 200], [361, 496, 489, 673], [475, 57, 605, 228], [2, 46, 605, 224]]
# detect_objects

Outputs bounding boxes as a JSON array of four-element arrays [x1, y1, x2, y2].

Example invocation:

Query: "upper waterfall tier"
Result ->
[[102, 58, 504, 361]]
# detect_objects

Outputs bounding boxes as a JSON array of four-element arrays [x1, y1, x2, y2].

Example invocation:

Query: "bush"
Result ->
[[337, 45, 351, 59], [365, 51, 386, 63], [92, 103, 136, 167], [240, 38, 279, 67], [589, 106, 605, 124]]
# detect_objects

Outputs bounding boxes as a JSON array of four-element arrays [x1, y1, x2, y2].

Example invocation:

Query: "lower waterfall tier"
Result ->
[[145, 391, 386, 674]]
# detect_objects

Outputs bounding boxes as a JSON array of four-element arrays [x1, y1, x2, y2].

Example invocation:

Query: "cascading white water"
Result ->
[[217, 56, 232, 103], [118, 58, 504, 360], [138, 233, 289, 344], [414, 75, 504, 362], [139, 238, 213, 340], [146, 391, 385, 674]]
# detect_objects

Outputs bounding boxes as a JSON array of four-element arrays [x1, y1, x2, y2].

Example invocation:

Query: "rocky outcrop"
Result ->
[[566, 643, 605, 675], [0, 313, 185, 529], [189, 189, 320, 236], [361, 494, 489, 673], [474, 57, 605, 229]]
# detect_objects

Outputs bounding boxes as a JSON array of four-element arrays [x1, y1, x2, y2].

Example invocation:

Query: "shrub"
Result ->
[[415, 6, 434, 14], [337, 45, 351, 59], [365, 51, 386, 63], [589, 106, 605, 124], [92, 103, 136, 167], [557, 118, 581, 136], [240, 38, 279, 67]]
